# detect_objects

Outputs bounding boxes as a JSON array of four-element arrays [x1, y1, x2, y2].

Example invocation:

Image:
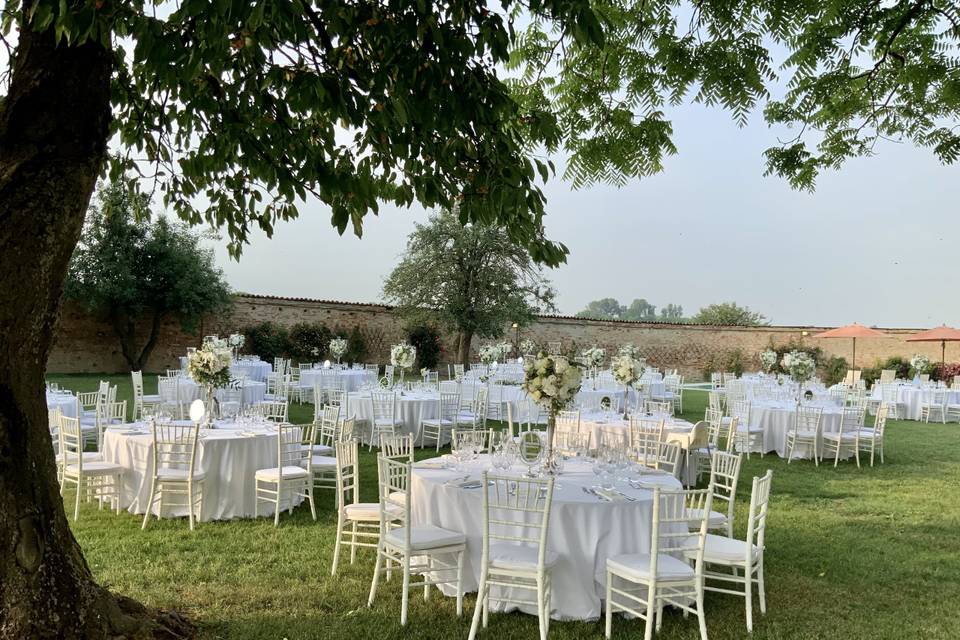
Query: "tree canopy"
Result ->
[[692, 302, 768, 326], [576, 297, 684, 321], [65, 183, 232, 370], [383, 209, 555, 365]]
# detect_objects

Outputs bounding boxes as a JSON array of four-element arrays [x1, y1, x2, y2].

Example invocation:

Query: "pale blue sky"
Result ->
[[209, 100, 960, 328]]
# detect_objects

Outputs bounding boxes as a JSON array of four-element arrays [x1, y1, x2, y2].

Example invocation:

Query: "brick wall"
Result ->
[[48, 293, 959, 379]]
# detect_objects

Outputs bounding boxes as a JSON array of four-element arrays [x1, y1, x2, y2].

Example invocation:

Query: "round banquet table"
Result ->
[[410, 455, 683, 620], [46, 392, 78, 419], [348, 390, 440, 444], [102, 419, 301, 521], [747, 400, 847, 459], [300, 368, 376, 393], [869, 384, 960, 421], [230, 359, 272, 383], [160, 377, 266, 408]]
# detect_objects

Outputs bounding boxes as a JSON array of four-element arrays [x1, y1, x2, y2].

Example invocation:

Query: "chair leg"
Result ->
[[758, 556, 767, 615], [142, 477, 156, 530], [536, 577, 548, 640], [605, 571, 613, 639], [696, 583, 708, 640], [273, 490, 281, 527], [331, 515, 343, 576], [643, 583, 656, 640], [745, 563, 754, 632], [455, 550, 465, 617], [400, 556, 411, 625], [308, 484, 316, 521], [187, 483, 195, 531], [350, 521, 358, 564], [468, 570, 487, 640], [74, 477, 82, 521], [367, 547, 382, 607]]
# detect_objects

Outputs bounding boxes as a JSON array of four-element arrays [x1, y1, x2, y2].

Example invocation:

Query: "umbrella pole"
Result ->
[[852, 337, 856, 371], [942, 340, 946, 365]]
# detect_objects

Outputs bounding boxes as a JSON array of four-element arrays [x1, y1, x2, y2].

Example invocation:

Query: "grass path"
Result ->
[[46, 374, 960, 640]]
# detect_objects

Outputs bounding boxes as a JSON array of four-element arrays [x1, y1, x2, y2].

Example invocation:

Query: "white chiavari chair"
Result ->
[[786, 406, 823, 465], [689, 451, 742, 537], [455, 386, 488, 430], [629, 416, 665, 468], [468, 473, 556, 640], [311, 417, 355, 495], [369, 390, 402, 450], [142, 421, 204, 530], [881, 384, 901, 419], [131, 370, 161, 420], [822, 406, 865, 467], [420, 391, 460, 451], [731, 402, 764, 458], [59, 416, 123, 520], [556, 429, 593, 455], [654, 441, 683, 478], [554, 409, 581, 436], [606, 487, 713, 640], [695, 470, 774, 633], [217, 387, 243, 417], [157, 376, 187, 420], [368, 456, 467, 625], [254, 423, 314, 527], [857, 404, 887, 466], [920, 388, 947, 423], [251, 400, 289, 423]]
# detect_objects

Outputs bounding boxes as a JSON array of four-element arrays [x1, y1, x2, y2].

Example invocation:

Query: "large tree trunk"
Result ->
[[112, 311, 164, 371], [457, 330, 474, 368], [0, 13, 191, 639]]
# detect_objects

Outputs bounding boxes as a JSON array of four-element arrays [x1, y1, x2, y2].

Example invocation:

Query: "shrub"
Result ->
[[881, 356, 910, 381], [822, 355, 849, 386], [288, 322, 332, 362], [407, 325, 443, 370], [244, 322, 289, 363], [344, 325, 367, 363], [702, 348, 746, 379], [932, 362, 960, 383]]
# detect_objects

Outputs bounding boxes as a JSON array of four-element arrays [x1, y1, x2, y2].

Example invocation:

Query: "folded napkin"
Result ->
[[593, 488, 627, 502]]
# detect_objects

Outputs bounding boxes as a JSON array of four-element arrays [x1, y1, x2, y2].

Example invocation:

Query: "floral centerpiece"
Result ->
[[612, 354, 645, 418], [522, 353, 582, 475], [329, 337, 348, 364], [618, 344, 642, 360], [390, 342, 417, 384], [910, 354, 930, 379], [478, 344, 499, 364], [759, 349, 778, 374], [782, 350, 816, 403], [187, 338, 233, 424], [581, 346, 605, 368], [520, 338, 538, 355], [228, 333, 245, 359]]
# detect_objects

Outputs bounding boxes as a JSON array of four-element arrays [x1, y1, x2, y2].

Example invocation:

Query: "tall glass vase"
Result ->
[[541, 412, 562, 476], [622, 384, 631, 420], [204, 384, 219, 427]]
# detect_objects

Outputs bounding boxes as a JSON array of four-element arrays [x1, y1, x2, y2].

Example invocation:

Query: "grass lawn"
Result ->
[[46, 374, 960, 640]]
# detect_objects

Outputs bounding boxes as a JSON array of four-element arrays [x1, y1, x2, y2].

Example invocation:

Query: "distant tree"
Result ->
[[659, 304, 685, 321], [576, 298, 625, 320], [693, 302, 768, 326], [65, 184, 232, 370], [384, 210, 555, 366], [623, 298, 657, 321]]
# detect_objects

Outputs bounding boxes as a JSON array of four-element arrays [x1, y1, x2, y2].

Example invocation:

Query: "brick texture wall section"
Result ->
[[48, 293, 960, 379]]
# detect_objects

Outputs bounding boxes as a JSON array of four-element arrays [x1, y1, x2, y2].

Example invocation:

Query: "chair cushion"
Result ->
[[157, 468, 206, 482], [64, 461, 123, 475], [686, 508, 728, 529], [309, 443, 333, 456], [373, 419, 402, 427], [688, 533, 759, 565], [56, 452, 103, 464], [789, 430, 819, 438], [255, 466, 309, 481], [141, 394, 162, 403], [488, 542, 558, 570], [388, 491, 407, 507], [856, 429, 877, 439], [311, 455, 337, 470], [822, 432, 857, 442], [421, 419, 453, 427], [342, 502, 394, 521], [736, 425, 764, 434], [384, 524, 465, 551], [607, 553, 695, 582]]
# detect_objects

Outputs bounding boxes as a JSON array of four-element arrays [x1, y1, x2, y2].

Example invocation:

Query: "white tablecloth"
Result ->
[[748, 401, 845, 459], [348, 391, 440, 443], [869, 384, 960, 421], [102, 419, 300, 521], [160, 378, 266, 408], [46, 392, 78, 418], [410, 456, 682, 620], [300, 368, 375, 393]]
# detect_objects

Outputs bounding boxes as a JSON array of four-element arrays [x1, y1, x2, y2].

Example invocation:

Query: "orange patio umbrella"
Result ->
[[811, 323, 888, 369], [905, 325, 960, 364]]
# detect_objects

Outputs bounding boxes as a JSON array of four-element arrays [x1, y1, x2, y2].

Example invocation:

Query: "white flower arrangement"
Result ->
[[581, 346, 605, 368], [520, 338, 538, 355], [522, 354, 582, 413], [611, 354, 644, 387], [497, 342, 513, 361], [187, 339, 233, 388], [420, 367, 430, 378], [759, 349, 778, 373], [478, 344, 499, 364], [228, 333, 245, 348], [390, 343, 417, 370], [329, 337, 348, 361], [618, 344, 642, 360], [910, 354, 930, 375], [781, 350, 816, 383]]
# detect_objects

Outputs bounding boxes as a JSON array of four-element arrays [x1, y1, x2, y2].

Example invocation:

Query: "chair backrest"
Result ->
[[436, 391, 461, 423], [58, 416, 84, 472], [793, 406, 823, 435], [644, 400, 672, 417], [708, 391, 724, 412], [253, 400, 288, 422], [629, 416, 664, 465], [452, 428, 493, 453], [335, 439, 360, 508], [872, 404, 888, 437], [384, 365, 395, 384], [131, 370, 145, 400], [650, 488, 713, 570], [151, 421, 200, 479], [377, 455, 411, 532], [730, 399, 751, 424], [365, 363, 379, 377], [276, 423, 309, 476], [158, 377, 181, 407], [840, 406, 865, 435], [371, 391, 396, 422], [704, 408, 732, 450], [380, 433, 414, 461], [655, 441, 682, 477], [555, 409, 581, 433], [480, 472, 555, 571], [688, 420, 710, 450], [557, 429, 593, 453], [879, 369, 896, 383], [709, 451, 743, 526], [745, 470, 774, 556]]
